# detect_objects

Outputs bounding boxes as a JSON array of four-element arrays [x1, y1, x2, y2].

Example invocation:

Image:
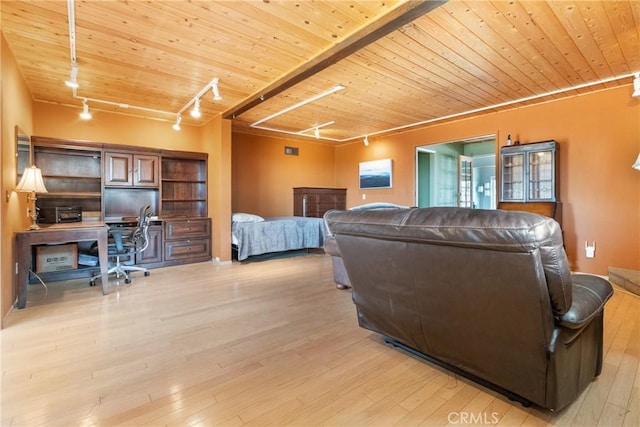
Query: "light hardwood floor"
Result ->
[[1, 252, 639, 427]]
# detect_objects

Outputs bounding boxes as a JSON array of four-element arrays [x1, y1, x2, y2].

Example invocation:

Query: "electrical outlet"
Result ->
[[15, 262, 18, 275], [585, 241, 596, 258], [362, 194, 366, 200]]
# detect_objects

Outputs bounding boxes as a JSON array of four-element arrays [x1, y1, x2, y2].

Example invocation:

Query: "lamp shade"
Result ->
[[633, 153, 640, 171], [16, 165, 48, 193]]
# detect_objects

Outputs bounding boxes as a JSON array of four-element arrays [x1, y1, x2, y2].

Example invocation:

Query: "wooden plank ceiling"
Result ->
[[2, 0, 639, 144]]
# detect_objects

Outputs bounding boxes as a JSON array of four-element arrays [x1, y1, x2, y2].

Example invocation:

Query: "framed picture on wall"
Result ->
[[359, 158, 393, 189]]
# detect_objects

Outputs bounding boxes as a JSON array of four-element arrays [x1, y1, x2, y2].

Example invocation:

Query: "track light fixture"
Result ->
[[632, 73, 640, 98], [64, 2, 222, 130], [172, 115, 182, 131], [170, 77, 223, 130], [65, 65, 79, 89], [251, 85, 346, 128], [364, 136, 370, 146], [212, 77, 222, 101], [79, 98, 92, 120], [297, 121, 335, 140], [190, 98, 202, 118]]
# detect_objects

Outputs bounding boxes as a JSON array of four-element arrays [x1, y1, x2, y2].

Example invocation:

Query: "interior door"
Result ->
[[458, 155, 473, 208], [415, 136, 496, 209]]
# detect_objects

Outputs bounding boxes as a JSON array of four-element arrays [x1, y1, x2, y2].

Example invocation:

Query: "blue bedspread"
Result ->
[[232, 216, 326, 261]]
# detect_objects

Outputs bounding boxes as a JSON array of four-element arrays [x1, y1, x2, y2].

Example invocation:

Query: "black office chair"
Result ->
[[91, 205, 152, 286]]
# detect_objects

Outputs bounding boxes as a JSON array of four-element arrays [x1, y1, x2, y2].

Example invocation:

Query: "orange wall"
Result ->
[[202, 116, 232, 262], [33, 103, 201, 150], [335, 86, 640, 275], [232, 132, 336, 217], [1, 34, 34, 327]]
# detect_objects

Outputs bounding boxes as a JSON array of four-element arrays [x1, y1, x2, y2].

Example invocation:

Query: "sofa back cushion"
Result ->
[[325, 207, 572, 315]]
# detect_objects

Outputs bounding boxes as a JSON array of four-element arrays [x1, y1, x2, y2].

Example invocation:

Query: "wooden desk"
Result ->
[[15, 222, 110, 309]]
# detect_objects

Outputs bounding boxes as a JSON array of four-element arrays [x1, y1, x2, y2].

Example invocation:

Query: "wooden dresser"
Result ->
[[293, 187, 346, 218]]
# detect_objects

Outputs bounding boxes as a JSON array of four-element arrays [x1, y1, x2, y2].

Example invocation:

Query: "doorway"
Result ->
[[415, 135, 497, 209]]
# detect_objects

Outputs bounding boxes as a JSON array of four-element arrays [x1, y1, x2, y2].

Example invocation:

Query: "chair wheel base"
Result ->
[[144, 271, 150, 276], [125, 278, 132, 284], [89, 280, 96, 287]]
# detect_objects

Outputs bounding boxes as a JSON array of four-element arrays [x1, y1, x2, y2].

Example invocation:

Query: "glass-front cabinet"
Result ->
[[500, 140, 557, 202]]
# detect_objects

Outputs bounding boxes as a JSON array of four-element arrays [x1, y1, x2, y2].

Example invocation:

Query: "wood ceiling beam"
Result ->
[[223, 0, 448, 120]]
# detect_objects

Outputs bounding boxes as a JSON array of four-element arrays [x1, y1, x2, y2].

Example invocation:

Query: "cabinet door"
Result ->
[[458, 155, 473, 208], [137, 226, 163, 264], [134, 154, 159, 187], [104, 152, 133, 186], [105, 152, 159, 188], [501, 153, 525, 201], [528, 150, 554, 201]]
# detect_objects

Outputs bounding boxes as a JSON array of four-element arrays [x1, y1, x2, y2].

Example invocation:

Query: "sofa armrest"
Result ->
[[324, 236, 342, 257], [559, 274, 613, 329]]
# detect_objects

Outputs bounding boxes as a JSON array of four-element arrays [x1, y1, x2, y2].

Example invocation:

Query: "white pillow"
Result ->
[[232, 213, 265, 223]]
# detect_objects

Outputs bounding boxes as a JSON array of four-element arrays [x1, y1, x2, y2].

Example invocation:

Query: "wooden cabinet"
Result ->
[[499, 140, 561, 226], [159, 153, 209, 265], [161, 153, 207, 218], [163, 218, 211, 264], [104, 152, 159, 187], [32, 137, 103, 221], [27, 137, 211, 278], [497, 201, 563, 227], [293, 187, 347, 218]]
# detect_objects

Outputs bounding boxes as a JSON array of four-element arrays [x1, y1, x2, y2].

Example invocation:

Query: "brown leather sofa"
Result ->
[[324, 202, 409, 289], [324, 236, 351, 289], [324, 207, 613, 411]]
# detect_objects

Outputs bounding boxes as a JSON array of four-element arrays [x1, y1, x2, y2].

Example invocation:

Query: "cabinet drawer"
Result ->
[[164, 218, 210, 239], [164, 238, 211, 261]]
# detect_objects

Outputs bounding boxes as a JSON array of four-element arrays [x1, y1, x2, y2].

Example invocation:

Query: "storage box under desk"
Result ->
[[35, 244, 78, 273]]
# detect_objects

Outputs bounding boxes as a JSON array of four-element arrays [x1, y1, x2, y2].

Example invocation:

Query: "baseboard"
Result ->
[[608, 268, 640, 297]]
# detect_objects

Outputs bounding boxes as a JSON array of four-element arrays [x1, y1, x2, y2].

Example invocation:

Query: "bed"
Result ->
[[232, 213, 326, 261]]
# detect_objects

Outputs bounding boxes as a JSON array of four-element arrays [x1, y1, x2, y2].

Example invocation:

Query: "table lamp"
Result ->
[[15, 165, 48, 230]]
